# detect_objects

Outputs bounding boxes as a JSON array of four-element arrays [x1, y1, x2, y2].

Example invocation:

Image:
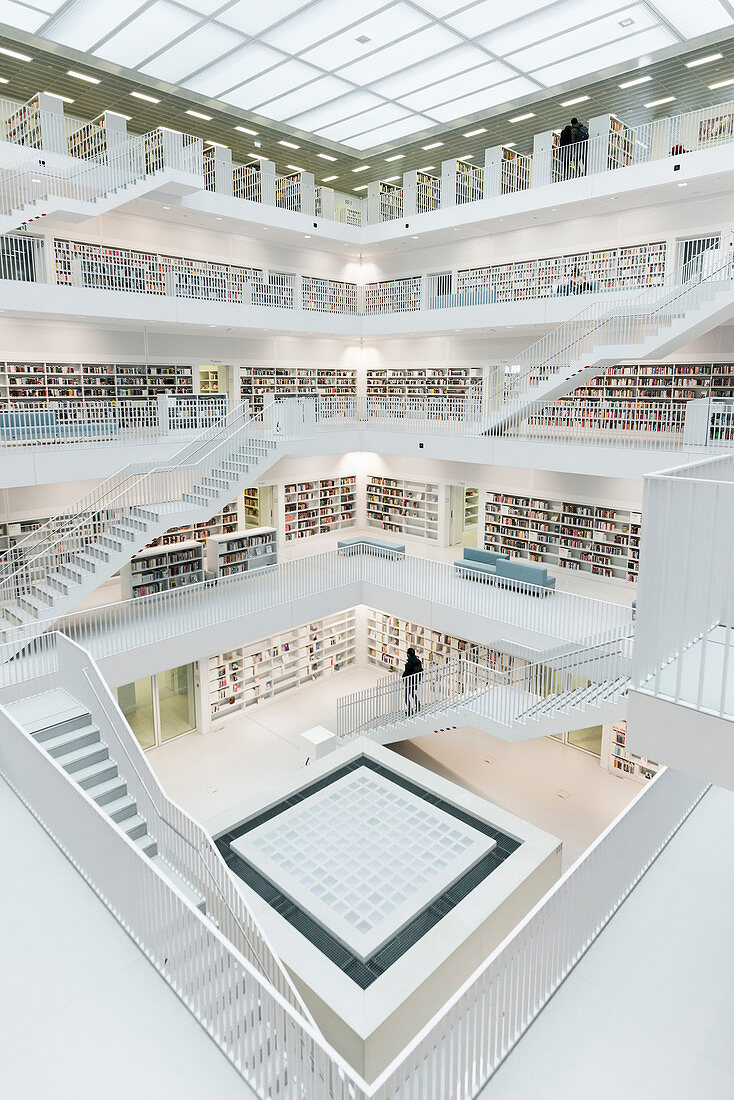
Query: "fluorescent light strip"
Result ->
[[418, 165, 435, 171], [44, 92, 74, 104], [510, 113, 535, 123], [686, 53, 723, 68], [561, 95, 589, 106], [457, 154, 474, 159], [464, 127, 487, 137], [206, 140, 228, 148], [385, 153, 405, 161], [503, 142, 516, 148], [186, 110, 212, 121], [0, 78, 8, 85], [352, 165, 370, 172], [317, 153, 337, 161], [67, 70, 100, 84], [286, 165, 304, 172], [383, 175, 400, 181], [130, 91, 160, 103], [422, 141, 443, 149], [354, 184, 367, 190], [619, 75, 652, 88], [322, 175, 338, 182], [0, 47, 31, 62], [644, 96, 675, 107], [709, 77, 734, 89], [106, 110, 131, 120], [279, 139, 299, 149], [235, 126, 258, 136]]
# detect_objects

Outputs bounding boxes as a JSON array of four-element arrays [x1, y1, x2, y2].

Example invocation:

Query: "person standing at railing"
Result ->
[[403, 647, 423, 716], [559, 117, 589, 179]]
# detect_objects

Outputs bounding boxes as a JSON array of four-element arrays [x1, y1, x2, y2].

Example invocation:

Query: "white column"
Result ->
[[440, 158, 457, 208], [483, 147, 502, 198], [403, 170, 417, 216]]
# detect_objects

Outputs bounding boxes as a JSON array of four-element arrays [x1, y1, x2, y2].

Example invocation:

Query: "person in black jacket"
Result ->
[[402, 647, 423, 715], [558, 117, 589, 178]]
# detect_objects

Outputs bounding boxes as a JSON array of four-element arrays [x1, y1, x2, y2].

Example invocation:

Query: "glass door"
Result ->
[[118, 663, 197, 749]]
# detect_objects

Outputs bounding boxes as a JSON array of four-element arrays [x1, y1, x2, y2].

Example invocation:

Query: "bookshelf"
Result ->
[[243, 486, 274, 529], [206, 527, 277, 578], [607, 115, 634, 169], [608, 720, 659, 781], [366, 476, 440, 541], [207, 609, 356, 720], [455, 159, 483, 204], [0, 361, 193, 410], [283, 476, 356, 542], [366, 609, 520, 672], [239, 364, 357, 414], [526, 362, 734, 436], [4, 95, 46, 149], [484, 491, 642, 584], [154, 502, 239, 548], [366, 364, 483, 398], [464, 488, 479, 529], [302, 277, 358, 314], [364, 277, 422, 314], [416, 171, 441, 213], [121, 539, 204, 599]]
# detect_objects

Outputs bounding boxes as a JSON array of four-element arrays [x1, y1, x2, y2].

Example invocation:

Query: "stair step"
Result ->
[[87, 775, 128, 806], [119, 813, 148, 841], [46, 573, 70, 595], [151, 855, 206, 913], [17, 593, 52, 616], [57, 741, 109, 775], [134, 832, 158, 858], [6, 689, 90, 738], [104, 794, 138, 823], [75, 758, 119, 789], [30, 582, 58, 605], [3, 603, 35, 626], [41, 723, 101, 759]]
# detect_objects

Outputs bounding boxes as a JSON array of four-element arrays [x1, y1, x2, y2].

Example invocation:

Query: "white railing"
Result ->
[[380, 187, 404, 221], [416, 174, 441, 212], [275, 171, 301, 212], [315, 394, 482, 434], [0, 231, 45, 281], [0, 543, 635, 667], [456, 164, 484, 204], [486, 234, 734, 433], [364, 276, 422, 314], [0, 394, 228, 447], [336, 633, 632, 741], [0, 627, 708, 1098], [232, 163, 261, 202], [633, 452, 734, 719]]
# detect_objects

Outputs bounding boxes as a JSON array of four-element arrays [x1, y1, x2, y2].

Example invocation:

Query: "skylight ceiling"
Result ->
[[4, 0, 734, 149]]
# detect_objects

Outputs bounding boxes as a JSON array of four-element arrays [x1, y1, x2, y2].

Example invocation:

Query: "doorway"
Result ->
[[449, 485, 479, 547], [117, 663, 196, 750]]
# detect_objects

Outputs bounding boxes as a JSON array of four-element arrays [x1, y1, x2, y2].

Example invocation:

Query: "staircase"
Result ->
[[0, 401, 291, 639], [4, 686, 206, 909], [484, 240, 734, 435], [337, 637, 631, 746]]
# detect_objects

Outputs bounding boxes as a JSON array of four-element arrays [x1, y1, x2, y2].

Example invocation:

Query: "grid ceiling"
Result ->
[[3, 0, 734, 153]]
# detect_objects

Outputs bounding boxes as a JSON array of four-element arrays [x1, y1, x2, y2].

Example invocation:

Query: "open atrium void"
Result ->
[[0, 3, 733, 1098]]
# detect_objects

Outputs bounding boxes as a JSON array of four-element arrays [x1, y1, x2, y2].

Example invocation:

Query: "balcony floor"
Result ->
[[650, 624, 734, 718]]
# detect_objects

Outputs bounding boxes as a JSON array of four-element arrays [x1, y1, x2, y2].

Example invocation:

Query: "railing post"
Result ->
[[260, 159, 276, 207]]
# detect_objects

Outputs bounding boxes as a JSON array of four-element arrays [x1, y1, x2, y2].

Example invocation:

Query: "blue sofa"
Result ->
[[337, 537, 405, 558], [454, 547, 509, 580], [454, 547, 556, 595]]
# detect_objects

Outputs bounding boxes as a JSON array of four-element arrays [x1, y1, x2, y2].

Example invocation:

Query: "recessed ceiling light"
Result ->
[[411, 235, 419, 239], [216, 216, 223, 220], [678, 182, 688, 186], [248, 152, 264, 160], [352, 165, 370, 172], [356, 34, 371, 44], [354, 184, 368, 191], [0, 47, 31, 62], [279, 140, 299, 149], [322, 175, 338, 182], [645, 96, 675, 107], [0, 78, 8, 85], [162, 205, 170, 209], [418, 165, 435, 172], [709, 77, 734, 89], [205, 140, 227, 148], [31, 177, 41, 183], [304, 235, 311, 238], [619, 17, 634, 26], [457, 153, 474, 159], [286, 165, 304, 172], [44, 92, 74, 104], [422, 141, 443, 149], [317, 153, 337, 161], [686, 53, 722, 68], [464, 127, 487, 137], [131, 91, 159, 103], [235, 126, 258, 136], [561, 95, 589, 107], [619, 75, 652, 88], [383, 175, 400, 182], [67, 70, 99, 84], [385, 154, 405, 161], [105, 110, 131, 120], [186, 110, 212, 121], [503, 142, 516, 148], [510, 113, 535, 123]]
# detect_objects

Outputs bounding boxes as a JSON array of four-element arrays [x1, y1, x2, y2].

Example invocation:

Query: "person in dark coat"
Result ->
[[558, 117, 589, 178], [402, 647, 423, 715]]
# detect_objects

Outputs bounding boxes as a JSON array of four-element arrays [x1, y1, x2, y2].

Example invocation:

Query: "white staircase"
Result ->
[[5, 686, 207, 909], [485, 242, 734, 435], [337, 636, 631, 745], [0, 402, 289, 637]]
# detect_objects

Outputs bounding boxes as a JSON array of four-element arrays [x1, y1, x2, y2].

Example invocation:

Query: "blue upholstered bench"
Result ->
[[454, 546, 509, 580], [337, 537, 405, 558], [0, 410, 58, 441], [493, 558, 556, 595]]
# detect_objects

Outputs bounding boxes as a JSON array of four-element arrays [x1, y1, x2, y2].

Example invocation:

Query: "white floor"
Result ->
[[148, 668, 637, 870], [478, 785, 734, 1100]]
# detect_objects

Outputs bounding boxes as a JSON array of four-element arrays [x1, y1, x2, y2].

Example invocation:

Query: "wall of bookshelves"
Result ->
[[153, 502, 239, 549], [526, 361, 734, 434], [484, 491, 641, 584], [239, 364, 357, 414], [121, 539, 204, 599], [0, 361, 194, 406], [283, 476, 356, 542], [206, 609, 356, 722], [606, 720, 659, 782], [366, 476, 441, 541], [206, 527, 277, 578], [366, 364, 483, 398], [366, 609, 522, 673]]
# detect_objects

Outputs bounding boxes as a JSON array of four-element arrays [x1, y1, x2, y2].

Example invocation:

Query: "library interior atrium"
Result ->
[[2, 2, 734, 1097]]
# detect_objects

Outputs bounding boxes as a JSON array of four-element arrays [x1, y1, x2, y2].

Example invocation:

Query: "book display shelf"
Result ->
[[205, 527, 277, 578], [0, 362, 194, 407], [416, 171, 441, 212], [609, 720, 659, 781], [154, 502, 239, 548], [239, 365, 357, 414], [456, 241, 666, 302], [484, 492, 642, 584], [67, 118, 111, 160], [284, 477, 357, 542], [364, 277, 422, 314], [366, 477, 440, 541], [302, 277, 358, 314], [464, 488, 479, 528], [207, 609, 356, 720], [121, 539, 204, 599], [366, 364, 483, 399], [4, 95, 44, 148], [366, 609, 521, 673], [526, 362, 734, 436], [454, 160, 484, 203]]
